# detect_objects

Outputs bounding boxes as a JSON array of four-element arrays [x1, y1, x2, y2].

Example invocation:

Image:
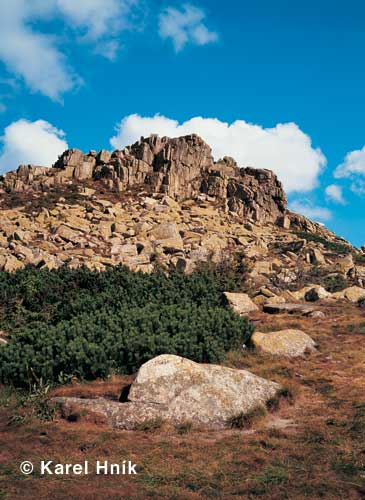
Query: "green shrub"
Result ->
[[0, 266, 253, 387], [294, 232, 351, 254], [323, 274, 348, 293], [354, 253, 365, 265]]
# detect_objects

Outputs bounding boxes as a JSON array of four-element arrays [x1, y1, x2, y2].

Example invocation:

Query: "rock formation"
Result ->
[[1, 134, 287, 225]]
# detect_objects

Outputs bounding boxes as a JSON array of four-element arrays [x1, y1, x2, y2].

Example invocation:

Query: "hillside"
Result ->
[[0, 134, 363, 297], [1, 134, 365, 499]]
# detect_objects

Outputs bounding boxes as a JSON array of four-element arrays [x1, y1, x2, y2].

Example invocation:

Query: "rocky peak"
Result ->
[[0, 134, 287, 226]]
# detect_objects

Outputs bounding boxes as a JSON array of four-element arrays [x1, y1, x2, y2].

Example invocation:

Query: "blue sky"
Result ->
[[0, 0, 364, 246]]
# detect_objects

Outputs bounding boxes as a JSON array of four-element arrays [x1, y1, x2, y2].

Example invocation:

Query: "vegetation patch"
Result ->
[[0, 265, 253, 387], [294, 232, 351, 254]]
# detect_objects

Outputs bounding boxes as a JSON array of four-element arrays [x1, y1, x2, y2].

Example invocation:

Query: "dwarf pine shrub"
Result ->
[[0, 265, 253, 386]]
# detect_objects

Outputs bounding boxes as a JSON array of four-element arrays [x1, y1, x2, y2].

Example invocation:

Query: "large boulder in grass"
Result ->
[[53, 355, 281, 429], [252, 329, 317, 357], [224, 292, 259, 315]]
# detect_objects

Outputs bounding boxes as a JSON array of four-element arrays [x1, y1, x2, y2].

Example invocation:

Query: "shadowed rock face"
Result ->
[[0, 134, 287, 225]]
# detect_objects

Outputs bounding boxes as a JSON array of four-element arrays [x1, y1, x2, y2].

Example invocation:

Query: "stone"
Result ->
[[292, 285, 330, 301], [251, 261, 272, 276], [97, 150, 111, 164], [343, 286, 365, 303], [278, 215, 291, 229], [304, 286, 330, 302], [113, 244, 138, 258], [263, 303, 317, 315], [308, 310, 326, 318], [251, 330, 317, 357], [150, 222, 181, 240], [335, 254, 355, 275], [4, 256, 25, 272], [310, 248, 326, 265], [53, 354, 281, 429], [155, 237, 184, 253], [63, 216, 90, 233], [224, 292, 259, 315], [55, 225, 81, 243]]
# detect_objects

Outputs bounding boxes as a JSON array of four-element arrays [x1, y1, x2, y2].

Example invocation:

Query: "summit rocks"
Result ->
[[1, 134, 287, 225]]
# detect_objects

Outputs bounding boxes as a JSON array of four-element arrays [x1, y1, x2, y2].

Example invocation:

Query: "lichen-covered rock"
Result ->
[[53, 354, 281, 429], [224, 292, 259, 315], [293, 285, 331, 302], [252, 329, 317, 357], [335, 286, 365, 303]]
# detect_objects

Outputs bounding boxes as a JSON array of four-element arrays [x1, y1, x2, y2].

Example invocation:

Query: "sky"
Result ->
[[0, 0, 364, 246]]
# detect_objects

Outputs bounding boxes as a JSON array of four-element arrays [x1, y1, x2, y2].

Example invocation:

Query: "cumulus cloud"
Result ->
[[289, 200, 332, 222], [325, 184, 345, 204], [0, 0, 139, 100], [159, 4, 218, 52], [57, 0, 139, 61], [0, 0, 79, 101], [334, 145, 365, 195], [0, 119, 68, 174], [335, 145, 365, 178], [110, 114, 326, 193]]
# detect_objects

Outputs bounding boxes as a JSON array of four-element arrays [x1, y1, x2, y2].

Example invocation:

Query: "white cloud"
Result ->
[[325, 184, 345, 204], [0, 0, 79, 101], [0, 119, 68, 174], [56, 0, 138, 60], [289, 200, 332, 221], [334, 145, 365, 195], [0, 0, 139, 100], [335, 145, 365, 178], [159, 4, 218, 52], [110, 114, 326, 193]]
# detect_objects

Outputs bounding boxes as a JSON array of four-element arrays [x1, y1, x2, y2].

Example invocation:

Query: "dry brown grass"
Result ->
[[1, 303, 365, 499]]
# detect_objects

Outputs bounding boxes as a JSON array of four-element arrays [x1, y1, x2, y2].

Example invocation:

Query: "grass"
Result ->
[[1, 302, 365, 499], [227, 405, 267, 429]]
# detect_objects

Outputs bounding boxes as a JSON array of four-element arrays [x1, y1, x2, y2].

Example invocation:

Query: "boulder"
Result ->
[[304, 286, 331, 302], [252, 329, 317, 357], [335, 254, 355, 275], [263, 302, 317, 315], [53, 354, 281, 429], [309, 248, 326, 265], [292, 284, 330, 301], [55, 225, 81, 243], [224, 292, 259, 315], [3, 256, 25, 272], [150, 222, 181, 240], [343, 286, 365, 303]]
